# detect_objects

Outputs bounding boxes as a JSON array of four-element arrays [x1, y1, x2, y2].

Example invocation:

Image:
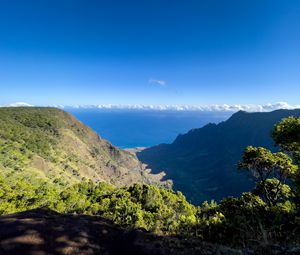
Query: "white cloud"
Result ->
[[62, 102, 300, 112], [148, 79, 166, 86], [1, 102, 34, 107]]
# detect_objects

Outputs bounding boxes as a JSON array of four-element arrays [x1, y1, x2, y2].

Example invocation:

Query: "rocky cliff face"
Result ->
[[0, 107, 170, 188]]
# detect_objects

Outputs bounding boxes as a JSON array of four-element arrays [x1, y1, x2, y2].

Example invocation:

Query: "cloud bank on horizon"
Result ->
[[4, 102, 34, 107], [2, 102, 300, 113]]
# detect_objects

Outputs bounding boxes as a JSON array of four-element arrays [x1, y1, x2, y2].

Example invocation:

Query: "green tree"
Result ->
[[273, 117, 300, 192], [273, 117, 300, 161], [239, 146, 297, 206]]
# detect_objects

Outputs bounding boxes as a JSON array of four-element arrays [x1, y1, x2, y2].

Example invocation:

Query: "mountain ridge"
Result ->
[[0, 107, 170, 189], [138, 108, 300, 204]]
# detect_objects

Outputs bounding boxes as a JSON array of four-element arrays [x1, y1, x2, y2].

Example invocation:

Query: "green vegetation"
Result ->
[[0, 173, 196, 235], [0, 107, 168, 189], [238, 146, 296, 206], [0, 108, 300, 249]]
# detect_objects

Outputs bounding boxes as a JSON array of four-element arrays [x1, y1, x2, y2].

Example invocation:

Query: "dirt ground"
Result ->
[[1, 208, 299, 255]]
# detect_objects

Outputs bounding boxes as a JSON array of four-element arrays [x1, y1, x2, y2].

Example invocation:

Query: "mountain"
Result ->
[[137, 109, 300, 204], [0, 107, 169, 188]]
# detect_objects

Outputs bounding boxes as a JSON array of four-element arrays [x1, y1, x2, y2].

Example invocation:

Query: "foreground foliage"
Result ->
[[0, 173, 197, 234]]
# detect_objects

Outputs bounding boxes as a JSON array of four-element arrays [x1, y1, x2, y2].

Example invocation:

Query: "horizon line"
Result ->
[[1, 101, 300, 113]]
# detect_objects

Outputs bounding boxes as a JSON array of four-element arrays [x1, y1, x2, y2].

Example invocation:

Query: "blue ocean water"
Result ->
[[67, 109, 232, 148]]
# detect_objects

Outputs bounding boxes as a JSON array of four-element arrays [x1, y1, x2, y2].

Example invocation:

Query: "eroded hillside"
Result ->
[[0, 107, 170, 188]]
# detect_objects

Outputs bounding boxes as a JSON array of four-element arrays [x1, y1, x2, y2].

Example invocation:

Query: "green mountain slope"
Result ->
[[0, 107, 169, 188], [138, 109, 300, 204], [0, 107, 299, 254]]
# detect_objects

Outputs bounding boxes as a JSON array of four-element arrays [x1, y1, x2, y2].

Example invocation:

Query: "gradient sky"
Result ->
[[0, 0, 299, 106]]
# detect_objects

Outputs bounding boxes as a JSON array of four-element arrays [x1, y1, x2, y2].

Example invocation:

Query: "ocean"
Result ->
[[67, 109, 232, 148]]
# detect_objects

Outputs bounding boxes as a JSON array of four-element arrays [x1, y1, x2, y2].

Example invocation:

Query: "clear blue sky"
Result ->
[[0, 0, 299, 106]]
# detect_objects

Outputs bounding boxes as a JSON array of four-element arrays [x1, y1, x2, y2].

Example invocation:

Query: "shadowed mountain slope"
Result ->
[[138, 109, 300, 204]]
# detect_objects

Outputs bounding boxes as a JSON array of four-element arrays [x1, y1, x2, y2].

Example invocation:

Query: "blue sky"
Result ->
[[0, 0, 299, 106]]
